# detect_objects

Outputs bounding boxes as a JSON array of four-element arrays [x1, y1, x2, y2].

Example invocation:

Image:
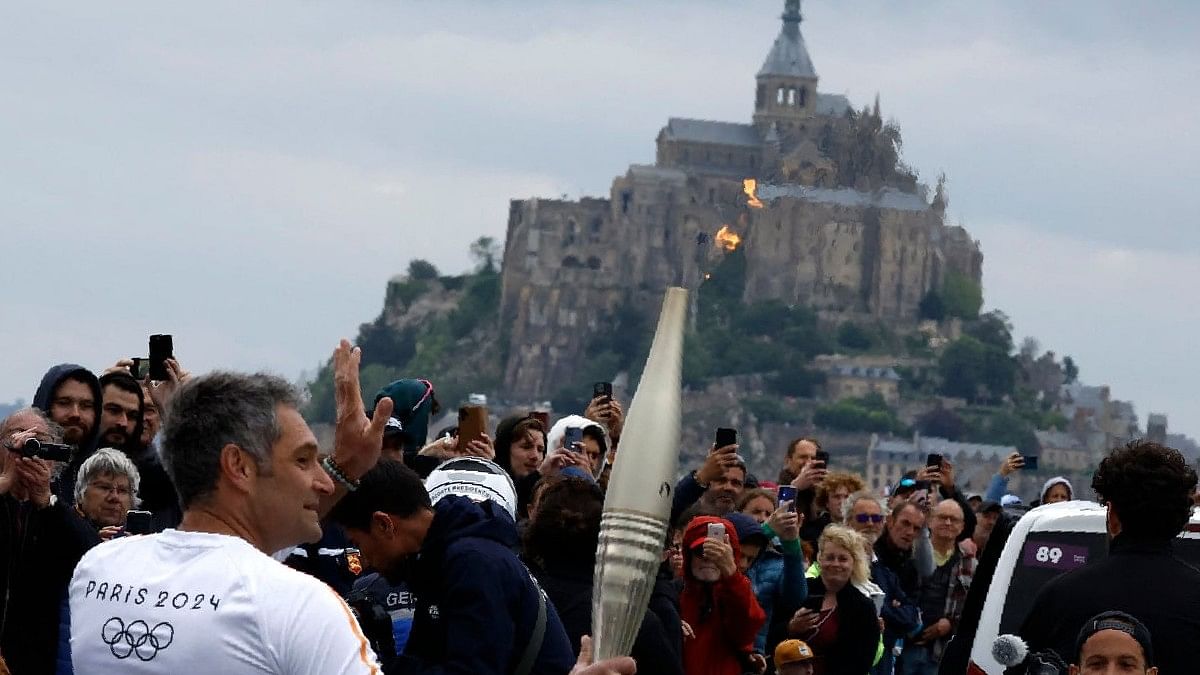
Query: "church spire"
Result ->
[[782, 0, 802, 36], [754, 0, 819, 129]]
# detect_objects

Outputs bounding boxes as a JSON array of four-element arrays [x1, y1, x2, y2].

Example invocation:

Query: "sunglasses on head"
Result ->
[[854, 514, 885, 524]]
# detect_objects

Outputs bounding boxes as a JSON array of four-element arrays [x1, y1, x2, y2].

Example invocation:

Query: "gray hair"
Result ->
[[1, 407, 64, 444], [75, 448, 142, 506], [842, 489, 885, 522], [160, 371, 302, 509]]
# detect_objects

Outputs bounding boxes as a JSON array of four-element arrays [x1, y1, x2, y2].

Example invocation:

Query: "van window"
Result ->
[[998, 532, 1200, 634]]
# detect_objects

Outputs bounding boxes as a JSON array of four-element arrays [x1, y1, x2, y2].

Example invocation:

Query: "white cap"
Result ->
[[1001, 494, 1022, 507], [424, 457, 519, 521]]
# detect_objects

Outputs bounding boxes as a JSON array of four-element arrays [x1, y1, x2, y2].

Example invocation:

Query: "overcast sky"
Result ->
[[3, 1, 1197, 437]]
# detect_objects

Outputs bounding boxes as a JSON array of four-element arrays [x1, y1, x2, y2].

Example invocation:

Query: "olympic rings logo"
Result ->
[[101, 617, 175, 661]]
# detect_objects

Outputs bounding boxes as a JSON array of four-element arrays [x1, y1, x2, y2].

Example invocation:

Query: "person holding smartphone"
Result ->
[[680, 516, 767, 675], [786, 526, 880, 675]]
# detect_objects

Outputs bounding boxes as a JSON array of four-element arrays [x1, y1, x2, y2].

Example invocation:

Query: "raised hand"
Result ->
[[331, 340, 393, 481], [703, 534, 737, 577], [146, 358, 191, 414], [791, 458, 827, 491], [768, 503, 802, 542], [698, 444, 739, 484]]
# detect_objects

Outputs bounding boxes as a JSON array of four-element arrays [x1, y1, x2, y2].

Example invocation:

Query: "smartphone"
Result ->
[[926, 453, 944, 469], [814, 450, 830, 467], [593, 382, 613, 402], [148, 334, 174, 381], [706, 522, 725, 540], [777, 485, 798, 512], [715, 427, 737, 449], [529, 411, 550, 430], [456, 405, 488, 448], [564, 427, 583, 452], [125, 510, 155, 535], [130, 357, 150, 380], [1022, 455, 1040, 471], [802, 595, 825, 613]]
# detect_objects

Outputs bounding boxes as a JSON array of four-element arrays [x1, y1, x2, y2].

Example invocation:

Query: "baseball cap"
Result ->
[[1075, 611, 1154, 666], [774, 639, 814, 669], [382, 416, 404, 438], [424, 457, 518, 521], [1001, 494, 1022, 507]]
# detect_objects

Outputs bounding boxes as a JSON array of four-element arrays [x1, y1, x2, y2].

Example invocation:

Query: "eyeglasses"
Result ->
[[854, 514, 885, 524], [89, 482, 132, 498]]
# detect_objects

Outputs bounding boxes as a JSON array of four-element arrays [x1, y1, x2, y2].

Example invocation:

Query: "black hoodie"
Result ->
[[32, 363, 103, 505], [394, 495, 576, 675]]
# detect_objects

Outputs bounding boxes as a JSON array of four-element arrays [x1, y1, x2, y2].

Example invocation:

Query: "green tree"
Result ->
[[407, 259, 440, 280], [938, 336, 1017, 403], [916, 407, 965, 441], [469, 236, 501, 272], [1063, 356, 1079, 384], [918, 291, 945, 321], [942, 271, 983, 319], [837, 322, 874, 351], [966, 311, 1014, 353]]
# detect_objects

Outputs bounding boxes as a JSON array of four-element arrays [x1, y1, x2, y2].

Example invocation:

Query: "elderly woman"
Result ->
[[788, 525, 880, 675], [74, 448, 141, 539]]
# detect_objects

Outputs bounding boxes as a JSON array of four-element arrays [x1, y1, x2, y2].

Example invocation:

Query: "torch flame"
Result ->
[[743, 178, 764, 209], [715, 225, 741, 252]]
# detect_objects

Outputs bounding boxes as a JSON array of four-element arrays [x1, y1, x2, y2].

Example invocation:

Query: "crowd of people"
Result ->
[[1, 340, 1197, 675]]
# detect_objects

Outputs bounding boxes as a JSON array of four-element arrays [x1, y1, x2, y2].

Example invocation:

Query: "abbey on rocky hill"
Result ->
[[498, 0, 983, 400]]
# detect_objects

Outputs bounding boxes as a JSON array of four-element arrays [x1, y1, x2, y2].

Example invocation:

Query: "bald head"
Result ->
[[931, 498, 965, 547]]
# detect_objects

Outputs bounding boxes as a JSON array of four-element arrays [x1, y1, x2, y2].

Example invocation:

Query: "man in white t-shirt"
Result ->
[[69, 341, 395, 674]]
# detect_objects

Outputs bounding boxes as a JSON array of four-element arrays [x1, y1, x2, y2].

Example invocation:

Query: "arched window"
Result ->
[[777, 87, 786, 104], [787, 88, 796, 106]]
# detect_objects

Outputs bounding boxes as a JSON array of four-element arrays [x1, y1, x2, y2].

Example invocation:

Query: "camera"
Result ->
[[345, 589, 396, 660], [16, 438, 74, 462]]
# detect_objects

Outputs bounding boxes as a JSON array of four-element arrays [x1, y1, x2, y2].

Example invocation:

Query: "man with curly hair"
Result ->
[[1019, 440, 1200, 674]]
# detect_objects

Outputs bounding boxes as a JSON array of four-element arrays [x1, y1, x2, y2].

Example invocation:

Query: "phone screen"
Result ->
[[777, 486, 798, 511], [926, 453, 944, 468], [148, 334, 174, 381], [593, 382, 613, 401], [1022, 455, 1040, 471], [714, 427, 737, 448], [564, 427, 583, 451]]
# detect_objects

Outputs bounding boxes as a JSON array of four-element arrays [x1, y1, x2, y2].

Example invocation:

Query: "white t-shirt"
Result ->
[[69, 530, 381, 674]]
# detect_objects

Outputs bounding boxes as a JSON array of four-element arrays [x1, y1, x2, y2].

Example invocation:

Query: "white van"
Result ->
[[962, 501, 1200, 674]]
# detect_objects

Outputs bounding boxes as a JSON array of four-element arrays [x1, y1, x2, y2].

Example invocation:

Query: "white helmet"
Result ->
[[424, 457, 519, 521]]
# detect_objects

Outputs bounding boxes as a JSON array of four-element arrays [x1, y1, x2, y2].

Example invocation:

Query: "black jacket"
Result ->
[[649, 563, 684, 664], [0, 496, 100, 675], [874, 534, 921, 600], [802, 576, 881, 675], [394, 496, 575, 675], [533, 563, 684, 675], [33, 364, 103, 505], [1019, 534, 1200, 674]]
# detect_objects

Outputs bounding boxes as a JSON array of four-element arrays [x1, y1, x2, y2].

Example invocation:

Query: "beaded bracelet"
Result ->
[[321, 455, 360, 492]]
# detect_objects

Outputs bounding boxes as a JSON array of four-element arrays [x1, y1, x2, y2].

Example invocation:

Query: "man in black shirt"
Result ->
[[1019, 440, 1200, 674]]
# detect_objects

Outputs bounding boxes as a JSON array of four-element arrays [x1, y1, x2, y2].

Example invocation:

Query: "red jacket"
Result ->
[[681, 516, 767, 675]]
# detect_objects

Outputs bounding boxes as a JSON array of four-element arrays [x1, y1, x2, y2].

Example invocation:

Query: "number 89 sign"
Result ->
[[1022, 540, 1089, 571]]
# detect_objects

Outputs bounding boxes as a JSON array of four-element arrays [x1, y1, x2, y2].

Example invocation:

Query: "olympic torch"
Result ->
[[591, 287, 687, 659]]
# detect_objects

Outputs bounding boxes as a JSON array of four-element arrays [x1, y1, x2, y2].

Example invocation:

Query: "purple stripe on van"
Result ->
[[1022, 540, 1090, 571]]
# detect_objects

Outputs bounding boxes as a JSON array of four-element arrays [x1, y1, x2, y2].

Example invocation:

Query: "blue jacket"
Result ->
[[984, 473, 1008, 503], [745, 543, 807, 653], [395, 496, 576, 675]]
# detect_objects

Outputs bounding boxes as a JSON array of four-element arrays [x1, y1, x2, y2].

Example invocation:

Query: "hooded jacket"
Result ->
[[681, 516, 767, 675], [545, 415, 608, 477], [33, 364, 103, 505], [1039, 476, 1073, 503], [728, 513, 808, 654], [394, 495, 575, 675]]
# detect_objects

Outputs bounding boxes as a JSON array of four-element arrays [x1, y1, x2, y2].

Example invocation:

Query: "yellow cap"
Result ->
[[774, 639, 815, 668]]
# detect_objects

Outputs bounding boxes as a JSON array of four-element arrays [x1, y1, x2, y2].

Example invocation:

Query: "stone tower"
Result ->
[[753, 0, 820, 132]]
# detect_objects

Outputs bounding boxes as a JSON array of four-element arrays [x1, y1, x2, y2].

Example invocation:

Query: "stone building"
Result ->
[[825, 364, 901, 407], [865, 434, 1017, 496], [498, 0, 984, 400]]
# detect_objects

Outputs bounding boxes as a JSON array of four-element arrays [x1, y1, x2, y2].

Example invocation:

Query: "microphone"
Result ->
[[992, 634, 1029, 667]]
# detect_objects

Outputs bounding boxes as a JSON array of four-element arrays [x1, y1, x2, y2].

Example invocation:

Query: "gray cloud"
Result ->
[[2, 1, 1196, 436]]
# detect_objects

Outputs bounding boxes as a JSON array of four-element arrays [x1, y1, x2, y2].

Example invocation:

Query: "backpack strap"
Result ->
[[513, 584, 548, 675]]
